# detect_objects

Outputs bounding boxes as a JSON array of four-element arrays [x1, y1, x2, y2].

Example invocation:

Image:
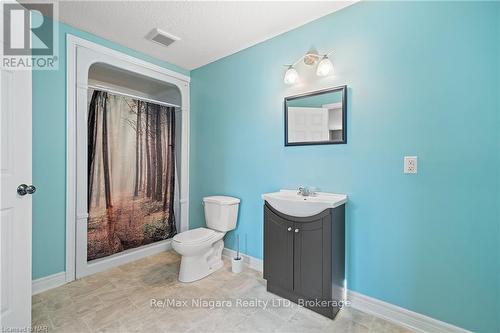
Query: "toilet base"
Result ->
[[178, 239, 225, 282]]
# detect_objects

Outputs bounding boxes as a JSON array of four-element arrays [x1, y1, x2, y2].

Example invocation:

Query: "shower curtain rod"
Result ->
[[88, 84, 181, 109]]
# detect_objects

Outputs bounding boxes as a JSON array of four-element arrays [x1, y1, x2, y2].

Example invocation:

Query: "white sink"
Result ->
[[262, 190, 347, 218]]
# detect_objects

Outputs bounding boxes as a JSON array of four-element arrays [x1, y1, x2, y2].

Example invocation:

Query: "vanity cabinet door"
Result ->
[[293, 217, 332, 302], [264, 206, 294, 292]]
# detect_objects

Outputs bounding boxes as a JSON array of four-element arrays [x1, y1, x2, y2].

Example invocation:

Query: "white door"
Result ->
[[0, 65, 32, 329]]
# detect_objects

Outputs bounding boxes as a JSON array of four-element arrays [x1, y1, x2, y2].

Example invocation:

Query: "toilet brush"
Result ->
[[232, 235, 243, 273], [236, 234, 241, 260]]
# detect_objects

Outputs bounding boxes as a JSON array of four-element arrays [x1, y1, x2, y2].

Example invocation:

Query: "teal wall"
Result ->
[[190, 2, 500, 332], [32, 20, 189, 279]]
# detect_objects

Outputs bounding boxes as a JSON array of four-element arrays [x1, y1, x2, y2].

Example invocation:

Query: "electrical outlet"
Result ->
[[404, 156, 418, 174]]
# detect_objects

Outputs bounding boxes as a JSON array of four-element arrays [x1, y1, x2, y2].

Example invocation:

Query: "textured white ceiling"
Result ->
[[54, 1, 356, 70]]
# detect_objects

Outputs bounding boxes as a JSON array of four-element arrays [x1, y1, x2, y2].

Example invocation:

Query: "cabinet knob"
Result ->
[[287, 227, 292, 232], [294, 228, 299, 233]]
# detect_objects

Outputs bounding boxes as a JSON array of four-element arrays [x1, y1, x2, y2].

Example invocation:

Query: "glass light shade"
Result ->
[[283, 66, 298, 85], [316, 56, 333, 76]]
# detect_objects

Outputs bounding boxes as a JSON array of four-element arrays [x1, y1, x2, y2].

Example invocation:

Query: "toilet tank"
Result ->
[[203, 196, 240, 232]]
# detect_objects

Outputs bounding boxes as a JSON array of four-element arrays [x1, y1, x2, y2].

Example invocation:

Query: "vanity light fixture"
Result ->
[[283, 49, 334, 85]]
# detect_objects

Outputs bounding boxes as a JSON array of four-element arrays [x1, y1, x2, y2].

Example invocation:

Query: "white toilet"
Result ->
[[172, 195, 240, 282]]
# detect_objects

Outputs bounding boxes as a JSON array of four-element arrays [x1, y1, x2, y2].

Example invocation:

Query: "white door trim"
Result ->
[[66, 34, 190, 281]]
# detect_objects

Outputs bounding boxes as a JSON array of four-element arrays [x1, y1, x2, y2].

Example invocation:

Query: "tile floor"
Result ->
[[32, 251, 414, 333]]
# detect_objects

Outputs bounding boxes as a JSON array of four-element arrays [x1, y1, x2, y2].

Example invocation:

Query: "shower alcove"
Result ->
[[66, 35, 190, 280]]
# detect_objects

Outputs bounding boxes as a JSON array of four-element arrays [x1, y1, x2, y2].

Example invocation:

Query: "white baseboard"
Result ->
[[348, 290, 470, 333], [32, 272, 66, 295], [222, 247, 263, 272], [222, 248, 469, 333]]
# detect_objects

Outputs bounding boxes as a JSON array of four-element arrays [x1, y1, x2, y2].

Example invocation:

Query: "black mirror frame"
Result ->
[[284, 85, 347, 146]]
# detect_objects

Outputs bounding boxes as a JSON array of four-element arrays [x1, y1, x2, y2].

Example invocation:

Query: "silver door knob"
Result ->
[[17, 184, 36, 196], [287, 227, 292, 232], [294, 228, 299, 233], [26, 185, 36, 194]]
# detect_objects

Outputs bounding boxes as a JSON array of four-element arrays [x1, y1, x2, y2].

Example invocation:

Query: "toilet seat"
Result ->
[[173, 227, 216, 244]]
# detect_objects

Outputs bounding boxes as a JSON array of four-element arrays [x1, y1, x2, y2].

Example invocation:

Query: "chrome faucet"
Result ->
[[297, 186, 318, 197], [297, 186, 310, 197]]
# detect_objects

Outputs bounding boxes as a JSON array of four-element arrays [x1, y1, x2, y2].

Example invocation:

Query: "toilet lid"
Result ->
[[173, 228, 216, 244]]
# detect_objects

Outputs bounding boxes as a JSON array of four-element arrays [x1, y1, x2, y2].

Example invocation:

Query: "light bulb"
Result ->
[[316, 56, 333, 76], [283, 66, 298, 85]]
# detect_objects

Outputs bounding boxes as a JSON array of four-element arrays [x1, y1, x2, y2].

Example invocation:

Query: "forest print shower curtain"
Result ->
[[87, 90, 176, 261]]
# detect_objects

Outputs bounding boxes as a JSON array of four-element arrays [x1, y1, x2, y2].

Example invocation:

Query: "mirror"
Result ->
[[285, 85, 347, 146]]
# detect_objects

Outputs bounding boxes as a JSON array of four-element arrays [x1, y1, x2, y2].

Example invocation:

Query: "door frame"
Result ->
[[66, 35, 190, 281]]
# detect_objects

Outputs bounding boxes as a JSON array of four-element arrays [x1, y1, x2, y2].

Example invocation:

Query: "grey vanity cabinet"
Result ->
[[263, 202, 345, 319], [263, 210, 294, 291]]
